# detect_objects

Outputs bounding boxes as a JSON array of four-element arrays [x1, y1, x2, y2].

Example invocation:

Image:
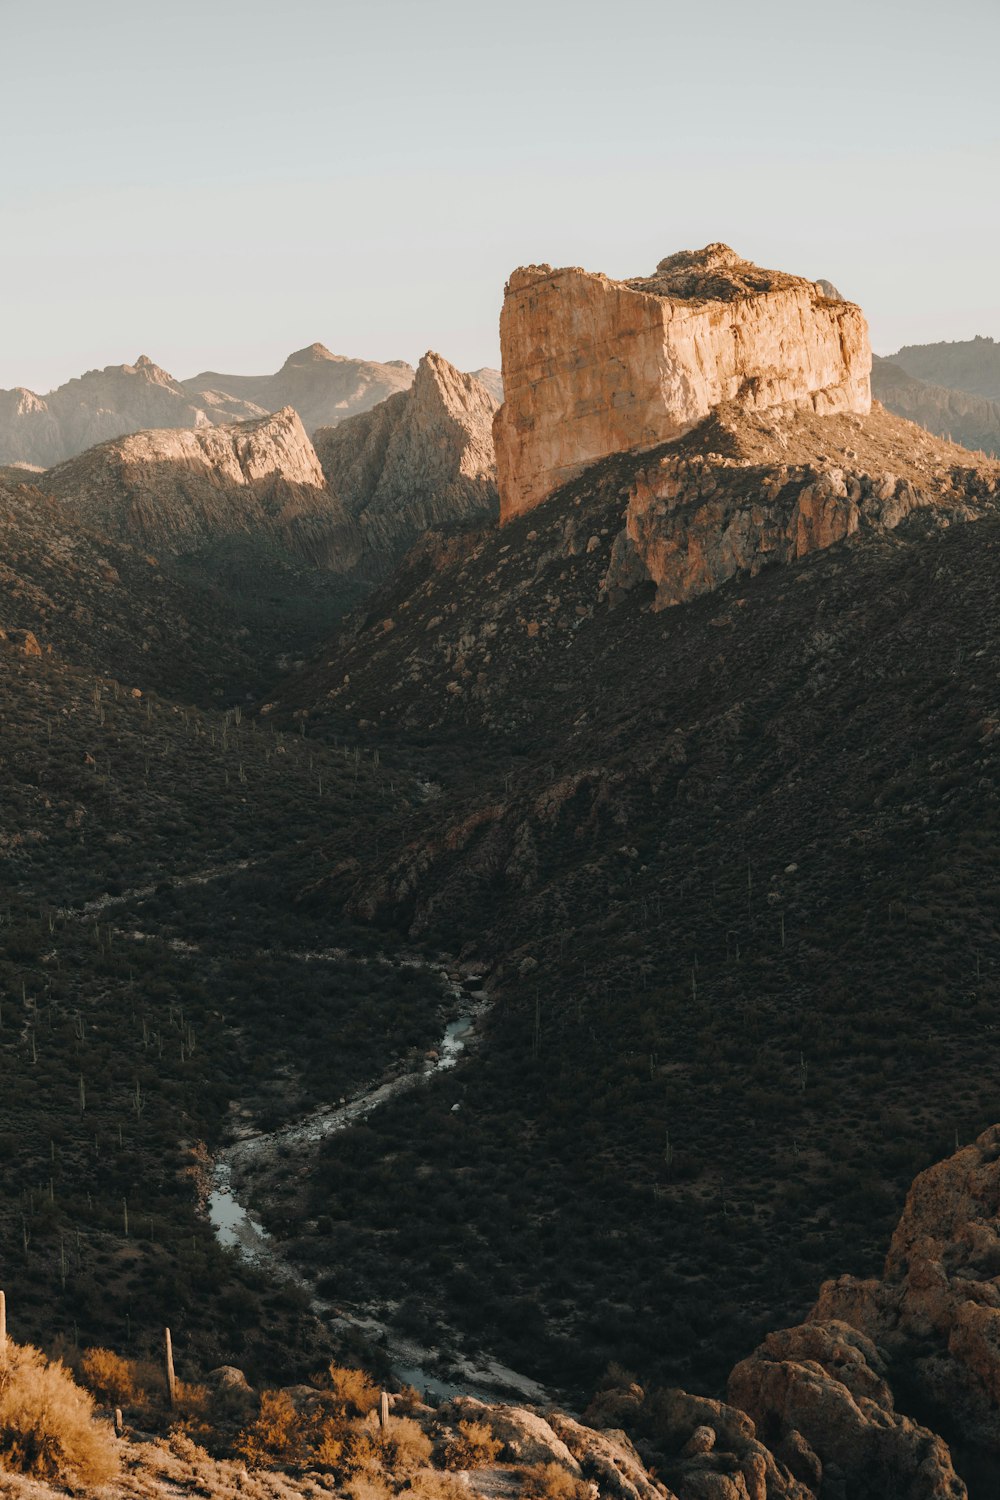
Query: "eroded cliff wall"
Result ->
[[494, 243, 871, 521]]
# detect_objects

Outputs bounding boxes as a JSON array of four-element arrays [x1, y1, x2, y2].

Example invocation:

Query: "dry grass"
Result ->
[[0, 1342, 118, 1487]]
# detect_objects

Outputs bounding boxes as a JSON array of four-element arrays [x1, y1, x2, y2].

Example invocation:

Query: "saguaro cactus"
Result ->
[[164, 1327, 177, 1408]]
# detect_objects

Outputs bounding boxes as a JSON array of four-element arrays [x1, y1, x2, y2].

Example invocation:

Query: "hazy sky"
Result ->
[[3, 0, 998, 391]]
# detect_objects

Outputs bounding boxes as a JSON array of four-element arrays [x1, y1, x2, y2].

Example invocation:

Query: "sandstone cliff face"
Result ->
[[313, 351, 498, 579], [494, 243, 871, 521], [40, 407, 358, 569]]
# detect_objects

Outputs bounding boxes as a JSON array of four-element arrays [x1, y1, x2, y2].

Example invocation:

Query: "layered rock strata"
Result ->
[[494, 243, 871, 521], [314, 351, 498, 579]]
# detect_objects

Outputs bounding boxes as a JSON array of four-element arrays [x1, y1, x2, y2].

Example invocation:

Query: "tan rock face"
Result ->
[[494, 243, 871, 522], [40, 407, 358, 570], [815, 1125, 1000, 1458], [602, 448, 998, 611], [727, 1320, 967, 1499], [314, 351, 498, 579]]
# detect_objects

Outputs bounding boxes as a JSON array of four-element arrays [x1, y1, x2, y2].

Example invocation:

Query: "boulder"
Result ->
[[727, 1320, 967, 1499], [442, 1396, 581, 1472]]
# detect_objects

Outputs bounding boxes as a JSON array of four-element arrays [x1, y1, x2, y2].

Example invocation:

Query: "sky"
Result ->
[[2, 0, 998, 392]]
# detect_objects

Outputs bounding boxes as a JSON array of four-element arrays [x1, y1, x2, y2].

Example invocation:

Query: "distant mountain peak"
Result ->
[[283, 342, 339, 367]]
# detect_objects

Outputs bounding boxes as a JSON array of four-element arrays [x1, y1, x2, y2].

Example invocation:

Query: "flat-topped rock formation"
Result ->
[[494, 242, 872, 521], [40, 407, 358, 569], [313, 351, 498, 579]]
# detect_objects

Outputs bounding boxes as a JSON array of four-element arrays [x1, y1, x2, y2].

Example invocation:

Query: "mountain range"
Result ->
[[873, 336, 1000, 456], [0, 341, 503, 471], [3, 244, 1000, 1499]]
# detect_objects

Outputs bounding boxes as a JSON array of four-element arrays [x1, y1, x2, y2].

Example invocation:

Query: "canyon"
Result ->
[[4, 243, 1000, 1499]]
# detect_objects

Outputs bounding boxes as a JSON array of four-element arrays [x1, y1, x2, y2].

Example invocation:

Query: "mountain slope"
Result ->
[[218, 404, 1000, 1406], [888, 335, 1000, 401], [873, 354, 1000, 456], [0, 356, 264, 469], [313, 352, 499, 579], [181, 342, 415, 434], [38, 407, 359, 572], [0, 347, 415, 470]]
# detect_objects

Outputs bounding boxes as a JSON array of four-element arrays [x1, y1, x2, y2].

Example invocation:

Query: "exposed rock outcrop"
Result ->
[[601, 405, 999, 610], [313, 351, 498, 579], [39, 407, 358, 569], [815, 1125, 1000, 1461], [494, 243, 871, 521], [727, 1321, 967, 1499]]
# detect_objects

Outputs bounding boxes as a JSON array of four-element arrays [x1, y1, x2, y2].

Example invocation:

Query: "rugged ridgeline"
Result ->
[[181, 341, 415, 436], [313, 352, 499, 579], [0, 345, 415, 469], [873, 355, 1000, 457], [30, 355, 497, 584], [887, 336, 1000, 401], [493, 243, 871, 520], [38, 406, 359, 571], [308, 400, 999, 733]]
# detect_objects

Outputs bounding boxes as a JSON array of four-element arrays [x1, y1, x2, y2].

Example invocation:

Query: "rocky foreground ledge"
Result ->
[[4, 1131, 997, 1499]]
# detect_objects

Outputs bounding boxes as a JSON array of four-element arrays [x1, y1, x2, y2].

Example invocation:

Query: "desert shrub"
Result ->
[[343, 1476, 392, 1500], [521, 1460, 593, 1500], [80, 1346, 146, 1408], [236, 1389, 305, 1467], [0, 1342, 119, 1485], [323, 1362, 381, 1417], [406, 1471, 472, 1500], [444, 1417, 502, 1469], [376, 1415, 433, 1476]]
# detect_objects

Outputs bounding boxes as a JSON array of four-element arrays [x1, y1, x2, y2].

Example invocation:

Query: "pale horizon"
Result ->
[[3, 0, 998, 393]]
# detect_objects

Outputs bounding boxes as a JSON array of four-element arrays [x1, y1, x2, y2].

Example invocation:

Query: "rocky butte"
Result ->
[[493, 242, 872, 521], [314, 351, 499, 579]]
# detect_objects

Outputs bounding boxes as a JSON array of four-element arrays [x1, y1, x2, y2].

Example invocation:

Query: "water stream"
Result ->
[[207, 979, 547, 1404]]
